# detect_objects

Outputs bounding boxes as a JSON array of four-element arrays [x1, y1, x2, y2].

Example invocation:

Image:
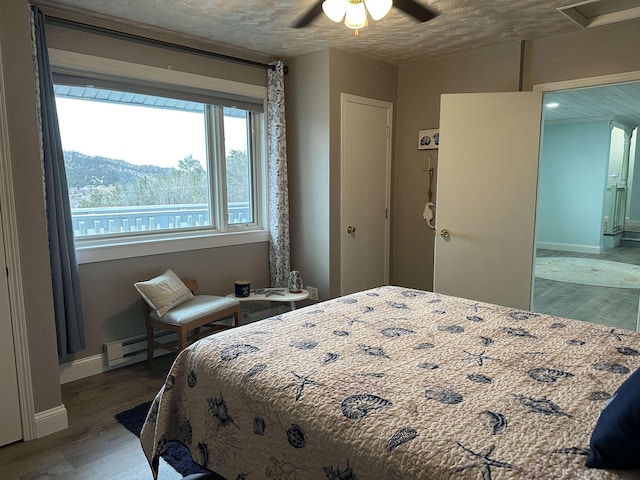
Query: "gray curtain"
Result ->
[[267, 61, 291, 288], [31, 6, 85, 359]]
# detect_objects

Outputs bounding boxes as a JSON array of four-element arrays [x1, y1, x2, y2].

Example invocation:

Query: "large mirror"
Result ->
[[532, 82, 640, 332]]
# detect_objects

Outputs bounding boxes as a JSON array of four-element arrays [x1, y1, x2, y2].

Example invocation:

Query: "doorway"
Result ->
[[532, 80, 640, 331]]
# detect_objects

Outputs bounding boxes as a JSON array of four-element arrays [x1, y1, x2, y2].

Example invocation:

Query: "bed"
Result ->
[[140, 286, 640, 479]]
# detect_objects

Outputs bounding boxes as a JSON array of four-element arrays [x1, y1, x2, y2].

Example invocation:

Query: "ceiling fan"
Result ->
[[293, 0, 438, 33]]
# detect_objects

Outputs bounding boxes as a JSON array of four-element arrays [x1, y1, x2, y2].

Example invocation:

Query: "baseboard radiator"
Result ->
[[104, 331, 175, 367], [103, 308, 287, 368]]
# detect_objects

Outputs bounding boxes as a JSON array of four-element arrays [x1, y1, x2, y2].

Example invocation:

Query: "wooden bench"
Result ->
[[143, 279, 240, 368]]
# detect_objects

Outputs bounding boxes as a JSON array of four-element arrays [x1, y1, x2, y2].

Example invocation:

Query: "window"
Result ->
[[49, 55, 267, 262]]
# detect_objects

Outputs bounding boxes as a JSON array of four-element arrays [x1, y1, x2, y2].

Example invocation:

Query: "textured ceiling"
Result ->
[[37, 0, 587, 66]]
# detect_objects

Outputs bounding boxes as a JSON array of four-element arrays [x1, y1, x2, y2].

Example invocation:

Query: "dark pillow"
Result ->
[[586, 367, 640, 470]]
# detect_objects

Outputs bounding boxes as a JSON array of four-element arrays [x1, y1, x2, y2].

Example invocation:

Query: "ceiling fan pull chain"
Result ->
[[354, 17, 368, 36]]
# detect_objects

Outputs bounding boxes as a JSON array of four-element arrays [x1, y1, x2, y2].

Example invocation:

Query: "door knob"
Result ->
[[347, 226, 356, 234], [440, 228, 450, 239]]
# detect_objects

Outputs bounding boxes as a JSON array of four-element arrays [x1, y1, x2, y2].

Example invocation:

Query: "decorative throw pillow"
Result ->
[[134, 269, 194, 317], [586, 367, 640, 470]]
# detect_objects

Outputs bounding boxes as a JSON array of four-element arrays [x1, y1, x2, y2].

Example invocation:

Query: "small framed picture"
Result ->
[[418, 129, 439, 150]]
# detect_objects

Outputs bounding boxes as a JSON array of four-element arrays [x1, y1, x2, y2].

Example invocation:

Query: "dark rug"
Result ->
[[115, 401, 215, 478]]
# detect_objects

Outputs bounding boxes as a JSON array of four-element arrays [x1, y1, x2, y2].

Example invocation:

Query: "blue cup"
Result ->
[[234, 280, 250, 297]]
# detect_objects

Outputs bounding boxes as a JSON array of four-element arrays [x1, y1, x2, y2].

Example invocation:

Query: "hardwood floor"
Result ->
[[0, 355, 184, 480], [533, 246, 640, 331]]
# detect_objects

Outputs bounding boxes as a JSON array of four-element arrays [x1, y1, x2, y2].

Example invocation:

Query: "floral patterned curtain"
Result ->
[[267, 61, 290, 288]]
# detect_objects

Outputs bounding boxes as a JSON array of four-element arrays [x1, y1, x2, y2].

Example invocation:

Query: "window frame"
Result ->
[[49, 49, 269, 264]]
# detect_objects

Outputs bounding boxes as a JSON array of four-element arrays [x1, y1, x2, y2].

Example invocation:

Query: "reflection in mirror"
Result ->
[[532, 84, 640, 332]]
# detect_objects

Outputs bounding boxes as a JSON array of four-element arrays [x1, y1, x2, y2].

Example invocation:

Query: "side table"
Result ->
[[226, 288, 310, 311]]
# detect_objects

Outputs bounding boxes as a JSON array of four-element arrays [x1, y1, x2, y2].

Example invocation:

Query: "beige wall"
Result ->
[[286, 48, 397, 300], [0, 0, 61, 413], [79, 243, 268, 357], [42, 5, 269, 86], [523, 18, 640, 90], [393, 41, 522, 291], [286, 50, 331, 300]]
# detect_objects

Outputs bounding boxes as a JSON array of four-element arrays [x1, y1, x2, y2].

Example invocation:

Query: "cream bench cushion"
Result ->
[[150, 295, 240, 325]]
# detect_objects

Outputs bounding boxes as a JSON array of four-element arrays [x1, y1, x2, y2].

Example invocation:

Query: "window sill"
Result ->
[[76, 229, 269, 264]]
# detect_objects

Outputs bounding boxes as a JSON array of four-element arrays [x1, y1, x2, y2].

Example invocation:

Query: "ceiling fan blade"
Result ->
[[293, 0, 324, 28], [393, 0, 437, 22]]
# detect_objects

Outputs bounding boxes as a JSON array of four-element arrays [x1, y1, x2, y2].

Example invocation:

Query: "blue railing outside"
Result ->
[[71, 202, 251, 236]]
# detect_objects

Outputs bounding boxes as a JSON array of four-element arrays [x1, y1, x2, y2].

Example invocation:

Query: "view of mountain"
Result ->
[[64, 150, 170, 189], [63, 149, 248, 209]]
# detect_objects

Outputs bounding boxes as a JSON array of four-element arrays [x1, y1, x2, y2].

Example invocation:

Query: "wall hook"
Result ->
[[421, 156, 434, 172]]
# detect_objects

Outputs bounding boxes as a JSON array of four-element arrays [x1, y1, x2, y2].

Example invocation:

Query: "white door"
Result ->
[[341, 94, 392, 295], [0, 214, 22, 445], [433, 92, 543, 310]]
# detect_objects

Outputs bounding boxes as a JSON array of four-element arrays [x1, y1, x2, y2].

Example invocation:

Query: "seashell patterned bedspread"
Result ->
[[140, 286, 640, 479]]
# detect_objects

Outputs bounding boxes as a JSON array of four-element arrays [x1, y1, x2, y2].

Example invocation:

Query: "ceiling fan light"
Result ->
[[322, 0, 347, 23], [364, 0, 392, 21], [344, 1, 367, 29]]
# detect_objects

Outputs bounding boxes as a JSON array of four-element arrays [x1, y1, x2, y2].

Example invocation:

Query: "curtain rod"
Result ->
[[45, 15, 276, 71]]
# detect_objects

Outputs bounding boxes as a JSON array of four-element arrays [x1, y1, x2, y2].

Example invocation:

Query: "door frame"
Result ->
[[0, 46, 36, 440], [339, 93, 393, 295], [533, 70, 640, 94]]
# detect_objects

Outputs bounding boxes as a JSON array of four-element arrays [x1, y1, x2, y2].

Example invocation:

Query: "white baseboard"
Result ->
[[59, 350, 172, 384], [59, 353, 107, 384], [536, 241, 602, 254], [626, 219, 640, 230], [59, 309, 287, 385], [35, 404, 68, 438]]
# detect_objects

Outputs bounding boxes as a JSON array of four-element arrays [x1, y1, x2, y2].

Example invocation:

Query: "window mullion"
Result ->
[[204, 105, 217, 230], [249, 112, 263, 229], [210, 106, 228, 229]]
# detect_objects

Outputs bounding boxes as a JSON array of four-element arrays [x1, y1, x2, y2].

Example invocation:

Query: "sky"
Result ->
[[55, 97, 247, 169]]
